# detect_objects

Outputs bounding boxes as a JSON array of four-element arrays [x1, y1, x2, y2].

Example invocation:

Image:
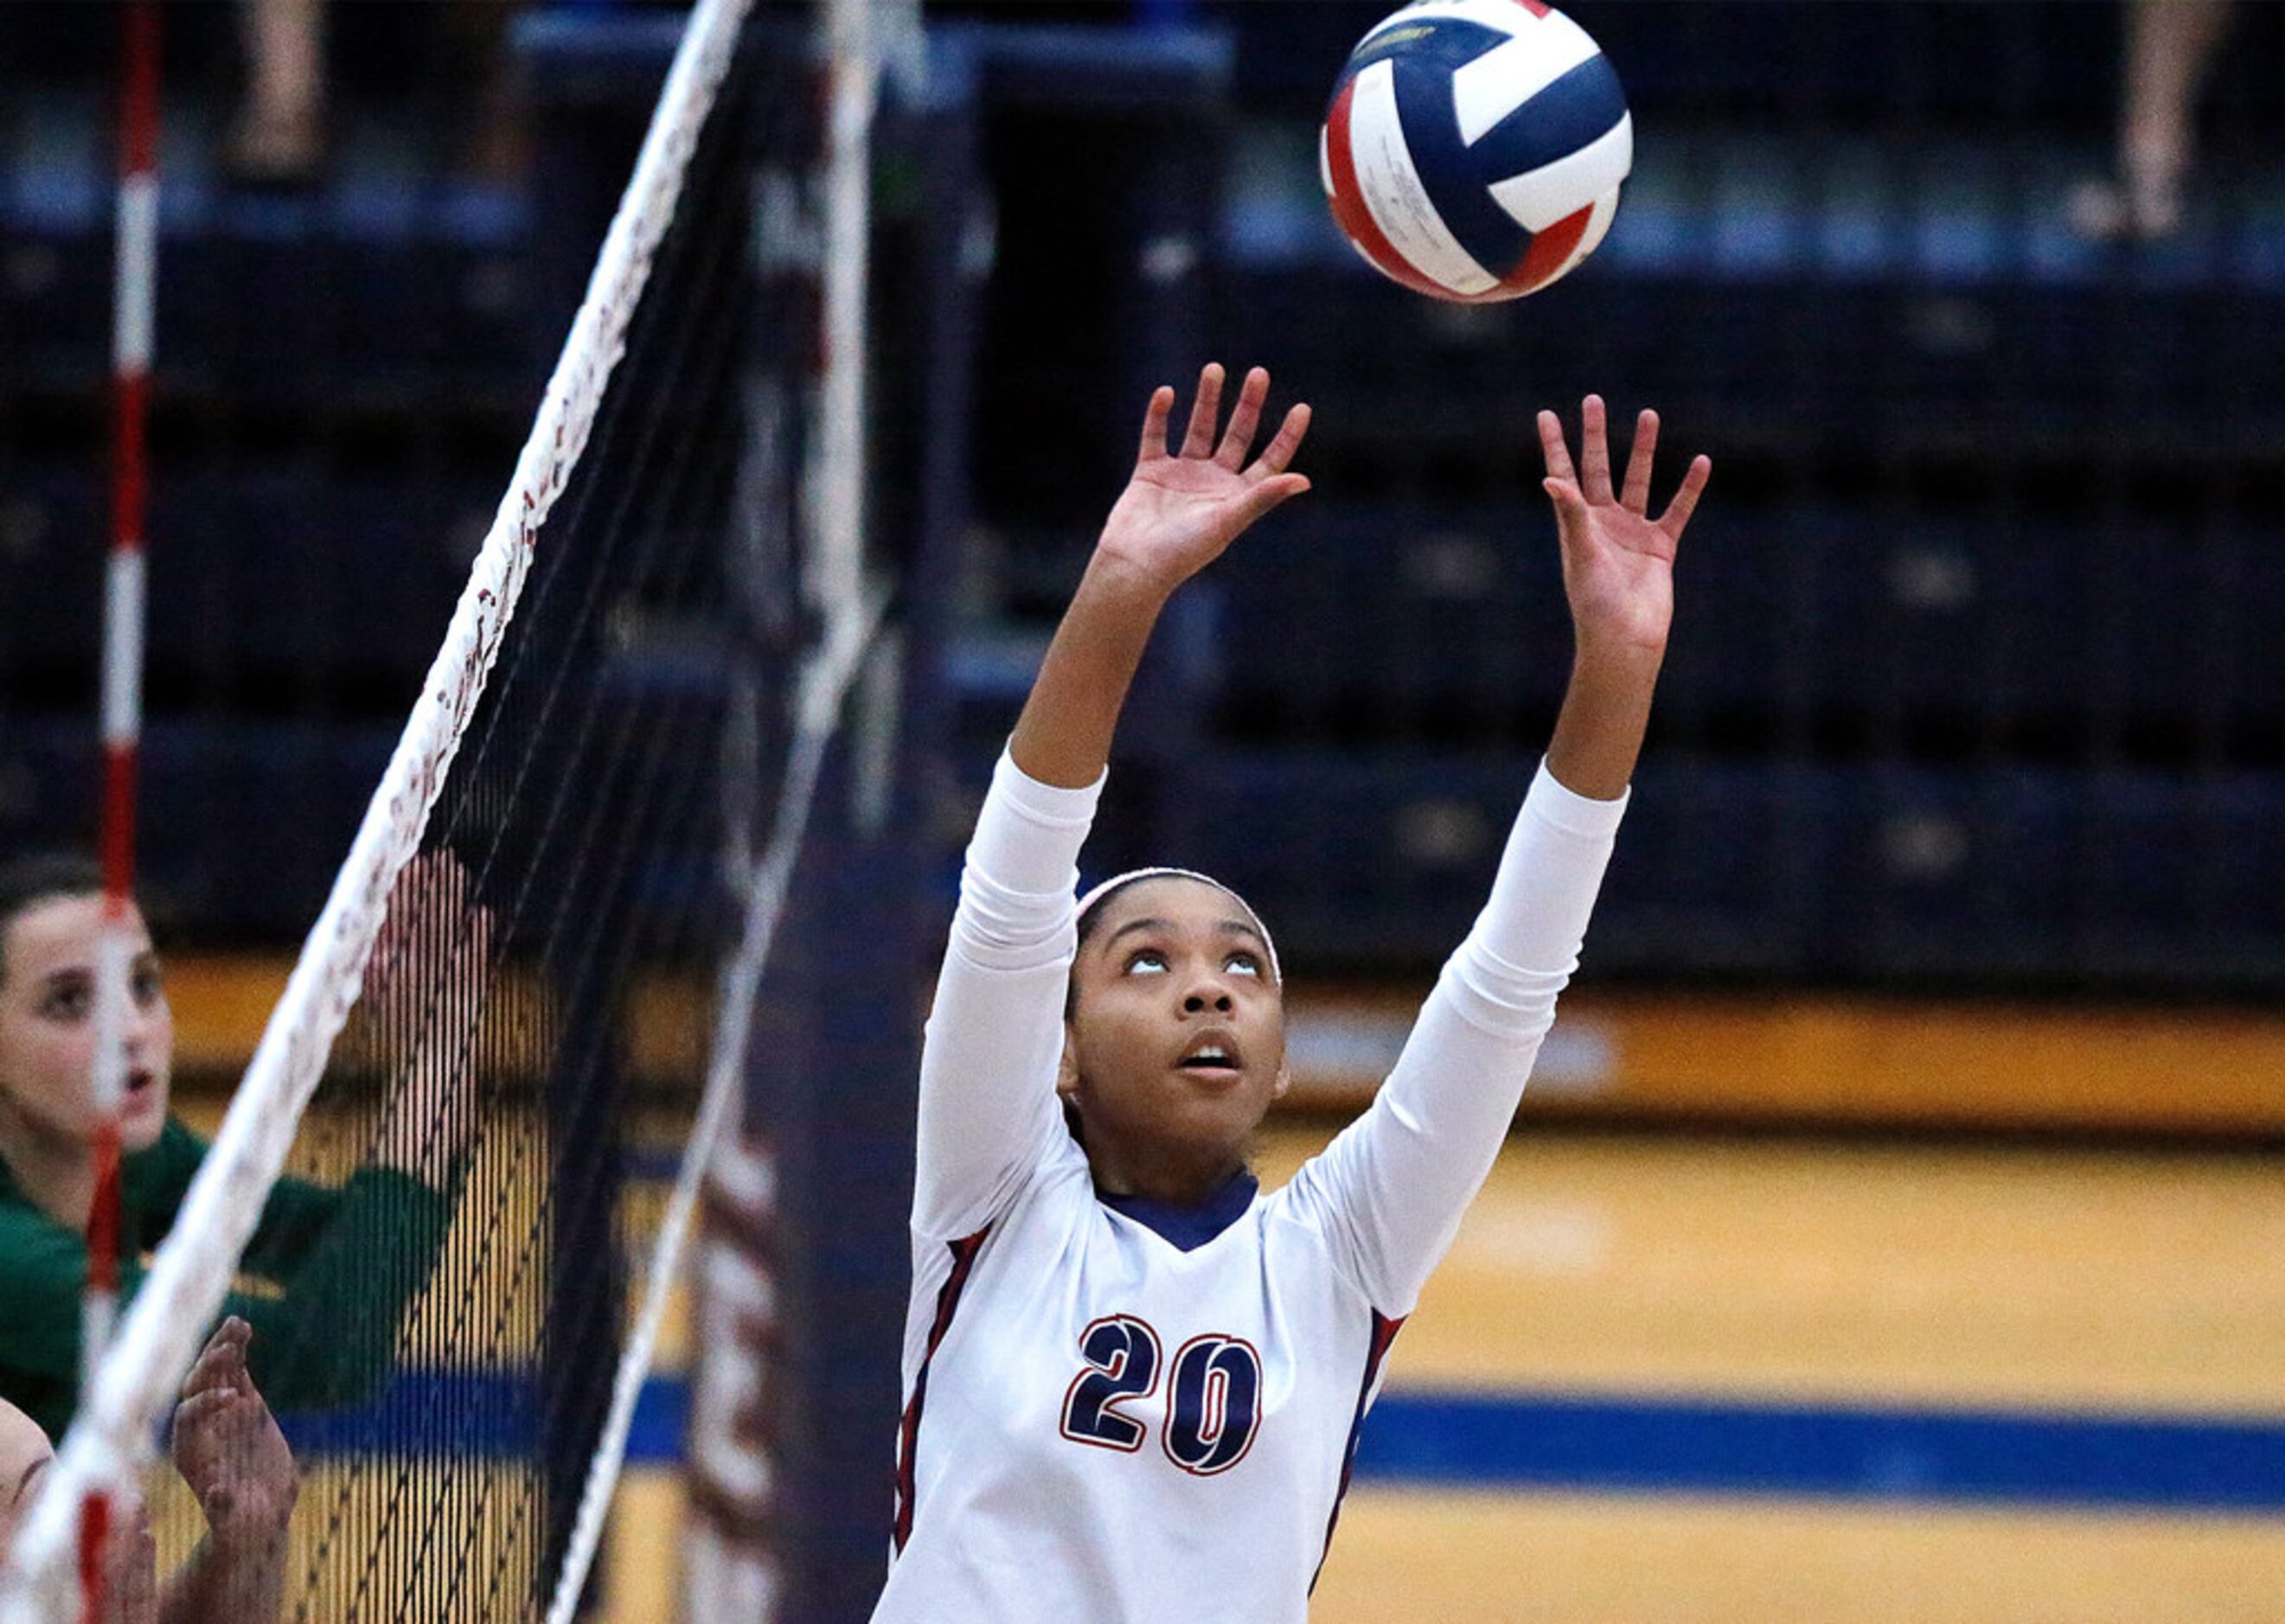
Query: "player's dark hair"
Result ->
[[0, 854, 107, 988], [1066, 874, 1155, 1020]]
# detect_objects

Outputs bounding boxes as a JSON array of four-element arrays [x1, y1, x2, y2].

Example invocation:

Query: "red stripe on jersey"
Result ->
[[1516, 0, 1553, 16], [893, 1225, 991, 1553], [1311, 1310, 1406, 1592], [1322, 78, 1454, 300]]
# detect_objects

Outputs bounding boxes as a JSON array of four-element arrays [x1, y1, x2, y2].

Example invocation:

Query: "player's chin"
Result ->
[[118, 1081, 170, 1150], [1166, 1061, 1249, 1094], [1162, 1071, 1274, 1135]]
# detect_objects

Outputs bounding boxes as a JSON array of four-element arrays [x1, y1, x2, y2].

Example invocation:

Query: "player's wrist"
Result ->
[[200, 1487, 298, 1549], [1569, 631, 1665, 687], [1076, 546, 1182, 616]]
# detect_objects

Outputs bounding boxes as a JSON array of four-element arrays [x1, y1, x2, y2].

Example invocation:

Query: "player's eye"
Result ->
[[131, 961, 166, 1008], [1123, 949, 1168, 975], [1224, 952, 1261, 977], [40, 979, 92, 1021]]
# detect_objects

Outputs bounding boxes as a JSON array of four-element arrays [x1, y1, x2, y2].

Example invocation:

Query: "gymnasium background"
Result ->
[[3, 2, 2282, 1620]]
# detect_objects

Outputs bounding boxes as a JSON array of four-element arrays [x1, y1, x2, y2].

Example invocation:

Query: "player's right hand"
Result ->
[[1093, 363, 1311, 598]]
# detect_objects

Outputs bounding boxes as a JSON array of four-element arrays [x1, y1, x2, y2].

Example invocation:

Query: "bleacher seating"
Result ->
[[1046, 0, 2285, 991], [0, 10, 538, 943], [5, 1, 2281, 993]]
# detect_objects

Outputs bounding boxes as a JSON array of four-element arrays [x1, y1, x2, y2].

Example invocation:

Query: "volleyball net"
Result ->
[[1, 0, 902, 1616]]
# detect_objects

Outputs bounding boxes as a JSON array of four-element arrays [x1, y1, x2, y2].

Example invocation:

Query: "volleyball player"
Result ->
[[874, 365, 1709, 1620], [0, 1317, 298, 1621], [0, 851, 488, 1439]]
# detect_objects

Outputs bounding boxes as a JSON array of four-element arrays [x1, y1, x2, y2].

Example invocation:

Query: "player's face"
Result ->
[[0, 894, 173, 1156], [1061, 877, 1289, 1195]]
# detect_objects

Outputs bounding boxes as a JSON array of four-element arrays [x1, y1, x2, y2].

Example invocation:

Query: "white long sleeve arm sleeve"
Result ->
[[1290, 760, 1627, 1315], [912, 749, 1103, 1239]]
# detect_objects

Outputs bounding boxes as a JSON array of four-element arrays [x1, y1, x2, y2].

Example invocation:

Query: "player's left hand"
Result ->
[[170, 1317, 299, 1553], [1536, 395, 1711, 663]]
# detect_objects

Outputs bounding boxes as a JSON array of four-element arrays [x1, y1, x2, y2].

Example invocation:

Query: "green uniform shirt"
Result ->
[[0, 1117, 452, 1441]]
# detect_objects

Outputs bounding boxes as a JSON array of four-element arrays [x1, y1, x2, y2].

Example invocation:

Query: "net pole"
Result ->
[[77, 6, 160, 1617], [542, 594, 881, 1624], [808, 0, 882, 627], [0, 2, 754, 1615]]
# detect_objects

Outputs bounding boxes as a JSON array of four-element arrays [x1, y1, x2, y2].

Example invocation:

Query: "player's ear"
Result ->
[[1056, 1026, 1080, 1101], [1271, 1057, 1291, 1102]]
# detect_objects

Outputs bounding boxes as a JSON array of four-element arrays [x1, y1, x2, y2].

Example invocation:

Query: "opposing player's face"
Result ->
[[0, 894, 173, 1155], [1061, 877, 1288, 1196]]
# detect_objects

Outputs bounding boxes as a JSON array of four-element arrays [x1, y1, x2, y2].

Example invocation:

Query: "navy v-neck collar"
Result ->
[[1098, 1170, 1258, 1252]]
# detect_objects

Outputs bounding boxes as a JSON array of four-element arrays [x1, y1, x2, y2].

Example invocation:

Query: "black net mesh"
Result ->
[[126, 21, 805, 1621]]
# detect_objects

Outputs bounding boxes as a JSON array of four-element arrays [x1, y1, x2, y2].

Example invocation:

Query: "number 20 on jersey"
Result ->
[[1059, 1314, 1264, 1476]]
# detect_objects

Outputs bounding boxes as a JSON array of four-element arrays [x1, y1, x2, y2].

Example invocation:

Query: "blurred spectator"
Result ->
[[225, 0, 530, 186], [225, 0, 324, 186], [0, 1318, 298, 1624], [2072, 0, 2238, 239]]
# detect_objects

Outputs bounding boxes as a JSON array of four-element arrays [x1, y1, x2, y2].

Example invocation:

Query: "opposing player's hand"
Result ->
[[1536, 395, 1711, 663], [1096, 364, 1310, 598], [367, 851, 494, 1187], [170, 1318, 299, 1553]]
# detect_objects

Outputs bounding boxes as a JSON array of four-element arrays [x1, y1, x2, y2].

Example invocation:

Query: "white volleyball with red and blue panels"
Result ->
[[1322, 0, 1632, 302]]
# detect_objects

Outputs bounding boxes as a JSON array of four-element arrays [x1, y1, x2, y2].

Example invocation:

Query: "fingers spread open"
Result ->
[[1236, 471, 1311, 527], [1656, 453, 1714, 541], [1578, 394, 1614, 503], [1215, 367, 1270, 469], [1179, 363, 1226, 458], [1621, 408, 1659, 512], [1542, 476, 1588, 531], [1136, 385, 1175, 464], [1536, 408, 1578, 487], [1245, 401, 1312, 478]]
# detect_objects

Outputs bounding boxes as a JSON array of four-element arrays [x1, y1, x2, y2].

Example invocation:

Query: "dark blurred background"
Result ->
[[8, 0, 2281, 1007]]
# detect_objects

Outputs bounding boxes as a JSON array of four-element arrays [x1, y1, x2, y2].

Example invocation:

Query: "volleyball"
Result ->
[[1321, 0, 1632, 302]]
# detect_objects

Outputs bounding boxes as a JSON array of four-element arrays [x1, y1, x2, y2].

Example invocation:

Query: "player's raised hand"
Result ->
[[170, 1317, 299, 1553], [1096, 364, 1311, 597], [1536, 395, 1711, 662]]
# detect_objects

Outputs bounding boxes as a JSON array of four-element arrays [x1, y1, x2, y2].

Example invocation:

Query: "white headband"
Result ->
[[1074, 866, 1283, 986]]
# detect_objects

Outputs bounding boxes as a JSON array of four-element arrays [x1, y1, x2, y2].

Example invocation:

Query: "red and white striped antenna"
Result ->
[[80, 2, 161, 1614]]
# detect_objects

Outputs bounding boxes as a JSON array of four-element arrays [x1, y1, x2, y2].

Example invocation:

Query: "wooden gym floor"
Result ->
[[605, 1117, 2285, 1622], [162, 981, 2285, 1621]]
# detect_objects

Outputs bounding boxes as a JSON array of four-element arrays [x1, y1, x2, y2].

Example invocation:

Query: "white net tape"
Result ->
[[0, 0, 754, 1613]]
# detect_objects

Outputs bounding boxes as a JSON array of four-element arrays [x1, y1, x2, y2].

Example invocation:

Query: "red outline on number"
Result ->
[[1059, 1314, 1162, 1455], [1162, 1333, 1264, 1478]]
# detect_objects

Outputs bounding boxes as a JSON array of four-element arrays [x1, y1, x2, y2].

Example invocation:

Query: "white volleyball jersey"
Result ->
[[874, 750, 1625, 1623]]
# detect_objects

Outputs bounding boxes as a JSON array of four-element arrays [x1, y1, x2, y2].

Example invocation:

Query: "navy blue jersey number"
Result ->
[[1162, 1334, 1264, 1476], [1059, 1315, 1162, 1452]]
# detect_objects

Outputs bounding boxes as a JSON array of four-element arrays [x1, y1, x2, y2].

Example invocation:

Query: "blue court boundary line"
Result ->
[[1352, 1391, 2285, 1512], [274, 1374, 2285, 1513]]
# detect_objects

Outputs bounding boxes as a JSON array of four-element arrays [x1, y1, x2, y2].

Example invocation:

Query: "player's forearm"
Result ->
[[160, 1531, 288, 1624], [1544, 642, 1661, 802], [1008, 552, 1174, 790]]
